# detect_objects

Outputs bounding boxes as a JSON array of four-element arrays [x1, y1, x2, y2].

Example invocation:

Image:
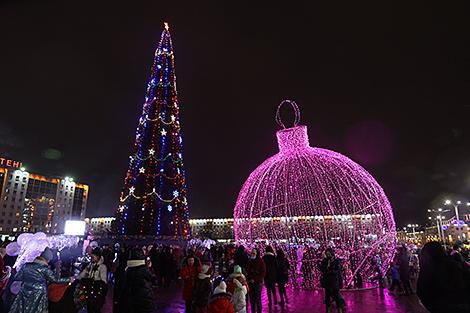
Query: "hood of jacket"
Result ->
[[208, 292, 232, 310]]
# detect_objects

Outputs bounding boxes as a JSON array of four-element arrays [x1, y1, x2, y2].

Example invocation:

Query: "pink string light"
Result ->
[[234, 101, 396, 289]]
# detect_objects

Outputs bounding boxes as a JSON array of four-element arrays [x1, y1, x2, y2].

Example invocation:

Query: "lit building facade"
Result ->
[[398, 222, 470, 247], [0, 156, 88, 234], [86, 217, 115, 235], [189, 218, 234, 239]]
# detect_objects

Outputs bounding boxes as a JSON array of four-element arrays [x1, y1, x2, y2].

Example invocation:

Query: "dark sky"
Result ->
[[1, 2, 469, 228]]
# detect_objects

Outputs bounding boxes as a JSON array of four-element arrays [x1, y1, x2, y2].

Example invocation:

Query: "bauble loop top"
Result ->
[[275, 99, 301, 129]]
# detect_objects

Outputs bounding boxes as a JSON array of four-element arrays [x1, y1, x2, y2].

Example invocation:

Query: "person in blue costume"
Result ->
[[9, 247, 72, 313]]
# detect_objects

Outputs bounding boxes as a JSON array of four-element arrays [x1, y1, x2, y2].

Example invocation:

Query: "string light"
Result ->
[[116, 22, 190, 237], [234, 100, 396, 289]]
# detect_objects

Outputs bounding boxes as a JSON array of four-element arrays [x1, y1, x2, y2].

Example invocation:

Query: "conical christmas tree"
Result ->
[[116, 22, 190, 237]]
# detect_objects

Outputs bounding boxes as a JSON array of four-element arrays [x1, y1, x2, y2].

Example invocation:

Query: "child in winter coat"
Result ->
[[389, 261, 402, 293], [192, 264, 212, 313], [231, 276, 247, 313], [208, 281, 235, 313]]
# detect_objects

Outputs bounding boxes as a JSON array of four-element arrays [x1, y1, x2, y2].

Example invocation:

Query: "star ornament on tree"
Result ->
[[149, 148, 155, 155], [129, 186, 135, 194], [161, 128, 167, 136], [139, 167, 146, 174]]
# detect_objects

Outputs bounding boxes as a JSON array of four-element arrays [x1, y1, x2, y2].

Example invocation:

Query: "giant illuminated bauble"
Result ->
[[233, 100, 396, 289]]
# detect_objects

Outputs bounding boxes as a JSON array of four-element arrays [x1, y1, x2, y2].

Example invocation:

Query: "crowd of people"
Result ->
[[0, 237, 470, 313]]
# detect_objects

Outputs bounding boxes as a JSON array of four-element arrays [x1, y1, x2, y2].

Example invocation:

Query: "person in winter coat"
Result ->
[[181, 257, 199, 312], [234, 246, 248, 270], [319, 248, 345, 313], [79, 247, 107, 283], [117, 248, 155, 313], [388, 261, 401, 293], [450, 244, 466, 264], [245, 249, 265, 313], [9, 247, 72, 313], [113, 245, 129, 313], [192, 264, 212, 313], [79, 247, 107, 313], [397, 246, 413, 295], [228, 268, 248, 313], [208, 281, 235, 313], [275, 249, 289, 305], [417, 241, 470, 313], [261, 246, 277, 307]]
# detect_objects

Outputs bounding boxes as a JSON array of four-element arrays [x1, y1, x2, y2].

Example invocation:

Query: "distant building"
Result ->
[[398, 221, 470, 247], [86, 217, 115, 235], [0, 157, 88, 234], [189, 218, 234, 239]]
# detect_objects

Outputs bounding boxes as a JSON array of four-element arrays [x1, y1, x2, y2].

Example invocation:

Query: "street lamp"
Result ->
[[407, 224, 419, 240], [428, 208, 450, 245], [444, 199, 470, 222]]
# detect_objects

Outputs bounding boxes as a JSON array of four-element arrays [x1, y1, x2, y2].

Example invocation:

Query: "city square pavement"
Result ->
[[103, 283, 429, 313]]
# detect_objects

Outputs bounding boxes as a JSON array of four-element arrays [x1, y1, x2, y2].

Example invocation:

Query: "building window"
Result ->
[[7, 220, 11, 224]]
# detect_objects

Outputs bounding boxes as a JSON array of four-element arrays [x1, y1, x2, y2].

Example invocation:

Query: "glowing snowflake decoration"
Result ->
[[173, 190, 179, 197], [167, 205, 173, 212]]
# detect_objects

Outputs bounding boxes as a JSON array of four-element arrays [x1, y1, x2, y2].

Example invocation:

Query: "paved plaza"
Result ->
[[103, 284, 429, 313]]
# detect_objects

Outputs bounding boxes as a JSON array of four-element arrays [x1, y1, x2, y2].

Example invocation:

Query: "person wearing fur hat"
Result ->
[[207, 281, 235, 313], [116, 247, 155, 313], [9, 247, 72, 313], [192, 264, 212, 313], [228, 267, 248, 313]]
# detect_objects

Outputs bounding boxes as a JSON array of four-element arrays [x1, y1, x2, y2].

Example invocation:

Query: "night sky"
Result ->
[[1, 2, 469, 227]]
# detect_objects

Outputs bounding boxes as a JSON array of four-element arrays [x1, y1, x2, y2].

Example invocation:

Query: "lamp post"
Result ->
[[407, 224, 419, 241], [428, 208, 450, 246], [444, 199, 470, 223]]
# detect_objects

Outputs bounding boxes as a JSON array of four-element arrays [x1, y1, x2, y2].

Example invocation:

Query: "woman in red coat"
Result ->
[[181, 256, 199, 312]]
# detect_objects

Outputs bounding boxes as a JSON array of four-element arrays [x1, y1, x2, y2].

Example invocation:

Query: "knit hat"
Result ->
[[91, 247, 102, 258], [201, 264, 210, 274], [233, 265, 242, 274], [213, 281, 227, 294], [40, 247, 53, 262]]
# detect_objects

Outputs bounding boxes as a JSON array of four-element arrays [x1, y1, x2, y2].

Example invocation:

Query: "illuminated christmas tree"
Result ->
[[116, 22, 190, 237]]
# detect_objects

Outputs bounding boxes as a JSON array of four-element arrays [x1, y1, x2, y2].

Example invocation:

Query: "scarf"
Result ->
[[127, 260, 146, 268], [198, 273, 211, 279]]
